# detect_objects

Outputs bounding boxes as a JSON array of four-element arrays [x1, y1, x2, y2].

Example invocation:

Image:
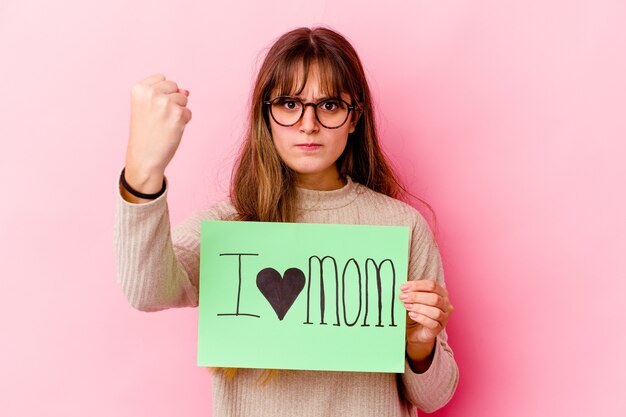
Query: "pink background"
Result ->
[[1, 1, 625, 416]]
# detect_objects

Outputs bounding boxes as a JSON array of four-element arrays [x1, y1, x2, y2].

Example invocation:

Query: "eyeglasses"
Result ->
[[264, 96, 357, 129]]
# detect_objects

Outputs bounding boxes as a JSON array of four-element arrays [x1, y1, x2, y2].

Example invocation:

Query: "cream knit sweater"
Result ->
[[113, 176, 459, 417]]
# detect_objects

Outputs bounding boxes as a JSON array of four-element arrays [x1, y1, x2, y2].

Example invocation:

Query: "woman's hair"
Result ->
[[230, 26, 408, 222]]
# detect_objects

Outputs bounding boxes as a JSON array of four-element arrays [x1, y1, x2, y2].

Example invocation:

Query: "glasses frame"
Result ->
[[263, 95, 357, 129]]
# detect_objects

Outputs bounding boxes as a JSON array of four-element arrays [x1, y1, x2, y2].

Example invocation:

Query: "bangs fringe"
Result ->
[[271, 51, 351, 102]]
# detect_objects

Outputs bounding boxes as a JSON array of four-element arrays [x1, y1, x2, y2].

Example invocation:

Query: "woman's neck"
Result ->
[[295, 171, 347, 191], [294, 176, 358, 211], [295, 165, 347, 191]]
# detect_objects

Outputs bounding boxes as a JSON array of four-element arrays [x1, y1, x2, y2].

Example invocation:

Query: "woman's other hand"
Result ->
[[122, 74, 192, 201], [400, 280, 454, 371]]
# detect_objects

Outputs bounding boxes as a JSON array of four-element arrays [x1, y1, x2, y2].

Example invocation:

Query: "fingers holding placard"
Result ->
[[400, 280, 453, 344]]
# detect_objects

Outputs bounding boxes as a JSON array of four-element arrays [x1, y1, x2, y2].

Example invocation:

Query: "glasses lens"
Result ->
[[316, 99, 349, 128], [270, 97, 303, 126]]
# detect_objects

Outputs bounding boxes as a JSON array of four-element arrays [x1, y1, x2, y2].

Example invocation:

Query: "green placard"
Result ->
[[198, 221, 409, 373]]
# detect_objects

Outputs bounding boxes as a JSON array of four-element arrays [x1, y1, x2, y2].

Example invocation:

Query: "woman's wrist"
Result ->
[[119, 166, 166, 203], [122, 164, 165, 194], [406, 339, 436, 373]]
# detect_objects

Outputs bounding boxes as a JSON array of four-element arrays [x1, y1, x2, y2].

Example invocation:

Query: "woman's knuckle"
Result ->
[[170, 107, 183, 120], [154, 95, 168, 109]]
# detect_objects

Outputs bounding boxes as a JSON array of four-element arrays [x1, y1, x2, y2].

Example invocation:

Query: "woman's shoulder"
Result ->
[[354, 185, 438, 257], [193, 199, 238, 221], [172, 198, 237, 237], [354, 183, 428, 228]]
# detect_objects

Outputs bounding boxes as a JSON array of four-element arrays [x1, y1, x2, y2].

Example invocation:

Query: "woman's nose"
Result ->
[[299, 105, 319, 133]]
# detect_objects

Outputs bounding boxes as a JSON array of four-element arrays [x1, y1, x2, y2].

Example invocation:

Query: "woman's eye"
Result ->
[[320, 101, 339, 111], [279, 100, 300, 110]]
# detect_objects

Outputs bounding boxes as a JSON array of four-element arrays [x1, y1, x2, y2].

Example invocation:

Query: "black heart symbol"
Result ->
[[256, 267, 305, 320]]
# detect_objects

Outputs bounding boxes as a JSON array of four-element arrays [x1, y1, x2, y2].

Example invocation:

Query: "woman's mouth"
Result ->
[[296, 143, 322, 151]]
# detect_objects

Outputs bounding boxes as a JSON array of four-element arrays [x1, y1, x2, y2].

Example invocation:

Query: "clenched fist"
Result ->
[[122, 74, 192, 202]]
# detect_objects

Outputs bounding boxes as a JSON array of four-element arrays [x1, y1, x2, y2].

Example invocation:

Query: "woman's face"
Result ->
[[268, 64, 359, 190]]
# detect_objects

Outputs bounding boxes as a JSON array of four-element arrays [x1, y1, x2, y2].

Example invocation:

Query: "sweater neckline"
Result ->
[[295, 176, 361, 210]]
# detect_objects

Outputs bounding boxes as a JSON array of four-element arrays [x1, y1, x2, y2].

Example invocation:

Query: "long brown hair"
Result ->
[[231, 26, 414, 222]]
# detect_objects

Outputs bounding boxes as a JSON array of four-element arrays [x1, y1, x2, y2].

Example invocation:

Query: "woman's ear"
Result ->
[[348, 109, 362, 134]]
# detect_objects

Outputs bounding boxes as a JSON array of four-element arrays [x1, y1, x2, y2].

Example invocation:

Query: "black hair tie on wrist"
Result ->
[[120, 167, 166, 200]]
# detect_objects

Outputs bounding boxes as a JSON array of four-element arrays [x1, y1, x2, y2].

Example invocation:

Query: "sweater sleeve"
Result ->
[[113, 177, 201, 311], [398, 212, 460, 413]]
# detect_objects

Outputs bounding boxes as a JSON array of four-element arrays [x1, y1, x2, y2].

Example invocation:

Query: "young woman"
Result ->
[[114, 26, 458, 416]]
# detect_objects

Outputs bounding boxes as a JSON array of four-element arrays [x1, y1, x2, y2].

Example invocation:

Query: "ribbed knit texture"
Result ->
[[113, 176, 459, 416]]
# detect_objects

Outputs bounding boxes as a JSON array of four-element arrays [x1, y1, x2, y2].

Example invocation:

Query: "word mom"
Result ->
[[217, 253, 398, 328]]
